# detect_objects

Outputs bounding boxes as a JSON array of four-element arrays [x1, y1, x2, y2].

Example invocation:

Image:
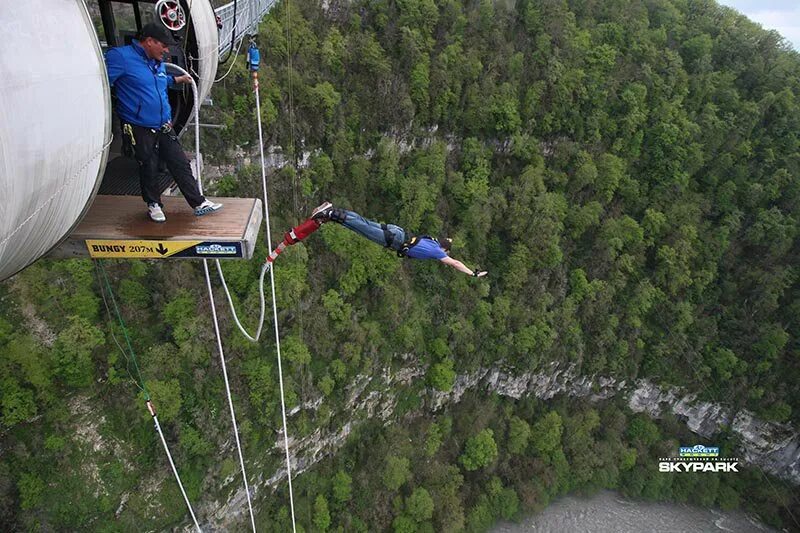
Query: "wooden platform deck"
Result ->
[[49, 195, 263, 260], [97, 155, 176, 196]]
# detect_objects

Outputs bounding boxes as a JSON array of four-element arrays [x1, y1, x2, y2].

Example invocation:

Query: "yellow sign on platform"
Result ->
[[86, 239, 201, 259]]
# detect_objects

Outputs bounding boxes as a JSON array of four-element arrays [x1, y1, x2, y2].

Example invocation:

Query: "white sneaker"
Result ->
[[194, 199, 223, 216], [148, 203, 166, 223], [311, 201, 333, 221]]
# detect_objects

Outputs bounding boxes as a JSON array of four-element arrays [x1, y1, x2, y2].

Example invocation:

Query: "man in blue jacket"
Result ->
[[105, 23, 221, 223]]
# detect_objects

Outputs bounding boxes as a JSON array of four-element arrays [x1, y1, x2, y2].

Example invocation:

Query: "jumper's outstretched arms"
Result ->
[[440, 256, 488, 277]]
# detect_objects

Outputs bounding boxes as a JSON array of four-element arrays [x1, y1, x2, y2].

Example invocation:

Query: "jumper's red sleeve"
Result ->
[[285, 218, 320, 243]]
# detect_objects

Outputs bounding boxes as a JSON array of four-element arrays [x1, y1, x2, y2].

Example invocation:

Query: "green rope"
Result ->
[[96, 260, 150, 401]]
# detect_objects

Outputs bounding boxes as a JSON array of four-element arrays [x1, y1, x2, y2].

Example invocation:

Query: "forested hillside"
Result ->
[[2, 0, 800, 530]]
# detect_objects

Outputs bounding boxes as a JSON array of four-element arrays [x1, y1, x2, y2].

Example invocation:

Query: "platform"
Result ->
[[48, 195, 263, 260]]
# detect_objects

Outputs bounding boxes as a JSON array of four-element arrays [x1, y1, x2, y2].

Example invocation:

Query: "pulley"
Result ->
[[155, 0, 186, 31]]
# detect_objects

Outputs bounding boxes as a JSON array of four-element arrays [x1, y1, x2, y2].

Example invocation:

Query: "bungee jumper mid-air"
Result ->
[[267, 203, 489, 277]]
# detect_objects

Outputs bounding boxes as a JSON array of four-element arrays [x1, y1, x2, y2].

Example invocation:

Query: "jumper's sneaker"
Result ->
[[148, 203, 166, 223], [194, 199, 223, 216], [311, 201, 333, 221]]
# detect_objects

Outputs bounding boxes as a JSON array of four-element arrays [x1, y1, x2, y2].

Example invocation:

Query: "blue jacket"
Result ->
[[105, 40, 175, 129]]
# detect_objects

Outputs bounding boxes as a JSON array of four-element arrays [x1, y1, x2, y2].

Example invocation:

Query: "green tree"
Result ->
[[625, 415, 660, 447], [410, 57, 431, 118], [318, 375, 335, 396], [530, 411, 563, 456], [17, 473, 44, 510], [465, 499, 493, 533], [0, 377, 36, 427], [460, 429, 498, 471], [313, 495, 331, 532], [487, 477, 519, 520], [507, 416, 531, 455], [424, 422, 444, 457], [392, 515, 417, 533], [704, 346, 744, 381], [283, 335, 312, 365], [427, 358, 456, 391], [54, 316, 104, 387], [406, 487, 434, 522], [180, 426, 212, 457], [307, 82, 341, 120], [332, 471, 353, 505], [383, 455, 411, 491]]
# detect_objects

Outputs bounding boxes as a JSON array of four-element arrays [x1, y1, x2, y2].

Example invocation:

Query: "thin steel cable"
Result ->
[[96, 261, 201, 531], [208, 56, 298, 530], [254, 68, 298, 533], [285, 0, 298, 223], [218, 0, 239, 65], [94, 262, 144, 393], [203, 260, 257, 532], [215, 32, 247, 83], [96, 261, 148, 395]]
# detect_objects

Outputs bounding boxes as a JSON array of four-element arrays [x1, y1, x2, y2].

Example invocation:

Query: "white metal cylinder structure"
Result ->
[[187, 0, 219, 115], [0, 0, 111, 281]]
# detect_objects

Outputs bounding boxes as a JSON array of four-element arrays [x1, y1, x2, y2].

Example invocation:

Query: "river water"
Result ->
[[492, 490, 776, 533]]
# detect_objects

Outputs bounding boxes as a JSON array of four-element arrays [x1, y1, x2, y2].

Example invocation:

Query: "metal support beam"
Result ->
[[132, 0, 142, 31], [98, 0, 118, 47]]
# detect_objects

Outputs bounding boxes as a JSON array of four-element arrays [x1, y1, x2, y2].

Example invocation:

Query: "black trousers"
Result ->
[[126, 124, 205, 208]]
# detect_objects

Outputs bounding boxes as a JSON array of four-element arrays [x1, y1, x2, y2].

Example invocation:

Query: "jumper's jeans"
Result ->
[[340, 210, 406, 251]]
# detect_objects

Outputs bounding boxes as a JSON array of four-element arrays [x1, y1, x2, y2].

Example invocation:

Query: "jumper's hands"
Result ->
[[174, 74, 193, 84]]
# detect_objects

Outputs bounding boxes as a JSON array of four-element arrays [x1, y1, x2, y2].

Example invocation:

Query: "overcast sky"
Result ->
[[716, 0, 800, 50]]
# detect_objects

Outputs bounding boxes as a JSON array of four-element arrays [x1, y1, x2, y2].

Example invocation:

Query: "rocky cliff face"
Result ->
[[627, 380, 800, 484], [253, 362, 800, 505], [189, 362, 800, 529]]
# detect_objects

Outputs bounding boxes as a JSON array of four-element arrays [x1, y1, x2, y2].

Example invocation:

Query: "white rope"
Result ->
[[202, 260, 257, 533], [214, 32, 248, 83], [153, 413, 203, 532], [215, 260, 269, 342], [254, 70, 298, 533], [205, 60, 297, 531], [166, 63, 257, 532]]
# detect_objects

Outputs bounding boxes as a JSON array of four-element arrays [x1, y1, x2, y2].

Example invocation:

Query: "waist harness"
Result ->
[[381, 223, 398, 250]]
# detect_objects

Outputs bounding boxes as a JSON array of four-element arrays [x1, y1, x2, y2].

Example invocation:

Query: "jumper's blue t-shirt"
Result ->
[[406, 237, 447, 260]]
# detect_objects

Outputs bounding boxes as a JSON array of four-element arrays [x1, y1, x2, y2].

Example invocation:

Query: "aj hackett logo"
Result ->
[[658, 445, 739, 473], [679, 444, 720, 458], [195, 244, 238, 255]]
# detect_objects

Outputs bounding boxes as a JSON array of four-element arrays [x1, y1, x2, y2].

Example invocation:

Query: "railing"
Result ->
[[215, 0, 277, 55]]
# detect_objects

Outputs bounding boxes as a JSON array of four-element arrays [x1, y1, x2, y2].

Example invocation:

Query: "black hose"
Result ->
[[218, 0, 238, 64]]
